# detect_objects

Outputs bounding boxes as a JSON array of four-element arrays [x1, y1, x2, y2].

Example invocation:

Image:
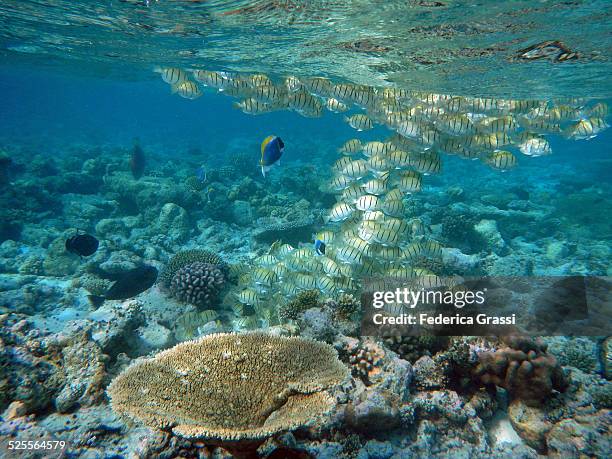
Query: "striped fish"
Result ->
[[397, 170, 423, 192], [252, 267, 278, 286], [355, 194, 380, 211], [485, 151, 517, 171], [156, 67, 188, 85], [345, 114, 374, 131], [335, 246, 364, 265], [342, 159, 369, 179], [380, 198, 405, 217], [328, 202, 355, 222], [326, 97, 349, 113], [339, 139, 362, 154]]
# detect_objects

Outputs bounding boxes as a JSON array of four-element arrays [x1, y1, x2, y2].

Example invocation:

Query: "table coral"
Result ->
[[108, 332, 348, 458]]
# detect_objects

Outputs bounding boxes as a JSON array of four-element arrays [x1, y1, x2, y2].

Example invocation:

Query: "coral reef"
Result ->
[[341, 339, 384, 385], [0, 315, 64, 413], [473, 337, 568, 406], [108, 332, 349, 457], [440, 212, 486, 253], [278, 289, 320, 322], [169, 261, 225, 308], [331, 293, 361, 320], [159, 249, 227, 288], [55, 332, 107, 413], [546, 337, 600, 374], [383, 333, 450, 364], [252, 201, 324, 246]]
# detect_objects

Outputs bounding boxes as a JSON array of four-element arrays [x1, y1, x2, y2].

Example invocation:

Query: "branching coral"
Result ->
[[334, 293, 361, 320], [337, 338, 385, 386], [382, 334, 450, 364], [278, 290, 320, 322], [108, 332, 348, 458]]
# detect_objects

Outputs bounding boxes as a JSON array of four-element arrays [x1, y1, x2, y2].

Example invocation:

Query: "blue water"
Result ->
[[0, 65, 355, 162]]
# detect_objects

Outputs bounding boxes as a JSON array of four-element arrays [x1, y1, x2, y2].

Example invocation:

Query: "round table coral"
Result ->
[[108, 332, 349, 457]]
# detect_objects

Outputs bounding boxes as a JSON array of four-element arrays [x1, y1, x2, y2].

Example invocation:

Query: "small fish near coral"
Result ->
[[195, 165, 207, 184], [65, 232, 99, 257], [88, 265, 158, 307], [260, 135, 284, 177], [314, 238, 326, 255], [129, 139, 146, 180]]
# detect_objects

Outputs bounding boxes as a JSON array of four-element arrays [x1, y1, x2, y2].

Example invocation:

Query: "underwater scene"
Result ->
[[0, 1, 611, 458]]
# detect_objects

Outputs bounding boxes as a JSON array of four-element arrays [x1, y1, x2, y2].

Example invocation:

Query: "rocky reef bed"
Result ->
[[0, 302, 610, 458], [0, 139, 610, 457]]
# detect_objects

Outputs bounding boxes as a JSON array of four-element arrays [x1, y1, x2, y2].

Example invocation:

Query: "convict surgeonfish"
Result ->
[[518, 136, 552, 156], [260, 135, 284, 177], [288, 90, 323, 117], [327, 202, 355, 222], [362, 141, 387, 157], [362, 177, 389, 195], [355, 194, 380, 211], [326, 97, 348, 113], [237, 288, 260, 306], [396, 170, 422, 193], [380, 198, 405, 217], [192, 70, 231, 90], [330, 174, 354, 191], [154, 67, 188, 85], [342, 183, 364, 201], [345, 114, 374, 131], [339, 139, 362, 155], [342, 159, 369, 179], [172, 80, 202, 100], [233, 98, 274, 115], [485, 151, 517, 171], [563, 119, 596, 140]]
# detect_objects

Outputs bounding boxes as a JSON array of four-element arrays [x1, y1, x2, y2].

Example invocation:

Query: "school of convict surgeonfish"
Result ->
[[154, 67, 610, 327]]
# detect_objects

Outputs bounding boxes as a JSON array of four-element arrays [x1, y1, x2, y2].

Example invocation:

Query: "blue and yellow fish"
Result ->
[[260, 135, 284, 177]]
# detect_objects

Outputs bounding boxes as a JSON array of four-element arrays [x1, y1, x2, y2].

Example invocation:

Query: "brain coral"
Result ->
[[159, 249, 227, 288], [108, 332, 348, 457]]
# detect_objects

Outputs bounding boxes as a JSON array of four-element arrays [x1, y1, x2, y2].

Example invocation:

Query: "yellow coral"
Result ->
[[108, 332, 348, 446]]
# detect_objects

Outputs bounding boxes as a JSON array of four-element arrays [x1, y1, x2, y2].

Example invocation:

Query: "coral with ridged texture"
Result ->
[[169, 262, 225, 308], [159, 249, 227, 289], [107, 332, 348, 459]]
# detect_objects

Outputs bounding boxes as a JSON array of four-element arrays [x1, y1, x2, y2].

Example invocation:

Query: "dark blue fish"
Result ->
[[195, 165, 207, 183], [88, 265, 158, 307], [65, 233, 99, 257], [260, 135, 284, 177], [314, 239, 326, 256], [130, 140, 145, 180]]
